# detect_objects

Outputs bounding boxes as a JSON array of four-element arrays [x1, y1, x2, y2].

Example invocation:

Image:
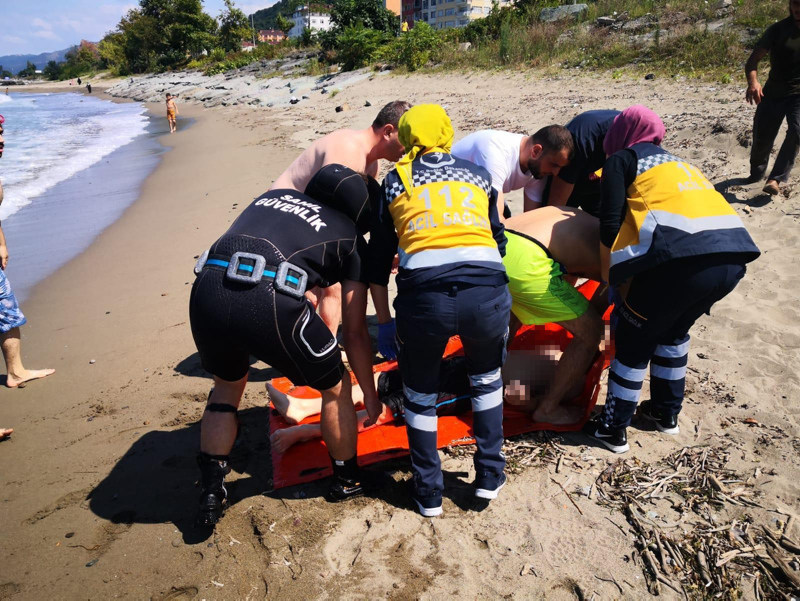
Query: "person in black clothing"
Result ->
[[745, 0, 800, 196], [189, 165, 381, 526], [543, 109, 619, 216]]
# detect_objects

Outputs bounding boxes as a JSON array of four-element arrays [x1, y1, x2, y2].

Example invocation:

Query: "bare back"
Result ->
[[505, 207, 601, 280], [271, 129, 377, 192]]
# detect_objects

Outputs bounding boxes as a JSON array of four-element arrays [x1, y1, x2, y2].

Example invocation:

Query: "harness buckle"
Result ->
[[194, 249, 209, 275], [226, 251, 267, 285], [275, 261, 308, 299]]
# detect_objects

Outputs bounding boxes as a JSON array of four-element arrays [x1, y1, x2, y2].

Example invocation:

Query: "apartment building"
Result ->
[[289, 5, 332, 38], [402, 0, 510, 29]]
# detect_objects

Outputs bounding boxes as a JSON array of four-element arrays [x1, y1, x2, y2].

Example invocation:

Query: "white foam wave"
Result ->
[[0, 94, 12, 105], [0, 94, 149, 221]]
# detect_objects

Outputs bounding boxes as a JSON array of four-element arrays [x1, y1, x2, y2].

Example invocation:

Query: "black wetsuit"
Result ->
[[189, 188, 368, 388]]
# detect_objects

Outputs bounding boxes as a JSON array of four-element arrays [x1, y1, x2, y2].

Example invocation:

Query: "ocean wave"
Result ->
[[0, 93, 149, 221]]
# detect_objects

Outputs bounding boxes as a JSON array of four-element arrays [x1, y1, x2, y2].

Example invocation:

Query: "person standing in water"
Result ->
[[166, 93, 178, 133]]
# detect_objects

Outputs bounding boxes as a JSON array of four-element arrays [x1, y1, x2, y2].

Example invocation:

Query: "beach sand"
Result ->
[[0, 73, 798, 599]]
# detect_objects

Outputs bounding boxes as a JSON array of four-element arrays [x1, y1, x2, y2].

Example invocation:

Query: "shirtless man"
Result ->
[[503, 206, 605, 424], [166, 94, 178, 133], [271, 100, 411, 335]]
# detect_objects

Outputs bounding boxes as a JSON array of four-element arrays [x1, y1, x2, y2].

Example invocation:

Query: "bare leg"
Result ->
[[532, 306, 603, 425], [271, 405, 393, 453], [318, 284, 342, 338], [319, 374, 357, 460], [2, 327, 55, 388], [266, 372, 379, 423], [200, 374, 248, 456]]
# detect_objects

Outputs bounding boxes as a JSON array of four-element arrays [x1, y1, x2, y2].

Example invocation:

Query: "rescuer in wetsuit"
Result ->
[[189, 165, 381, 527]]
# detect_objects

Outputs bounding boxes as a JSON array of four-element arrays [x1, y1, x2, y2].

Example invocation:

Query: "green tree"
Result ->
[[18, 61, 37, 77], [43, 60, 63, 80], [98, 32, 128, 74], [330, 0, 399, 34], [394, 21, 440, 70], [218, 0, 253, 52], [118, 9, 162, 73], [275, 13, 294, 37], [336, 24, 387, 70], [169, 0, 218, 57], [0, 65, 12, 78]]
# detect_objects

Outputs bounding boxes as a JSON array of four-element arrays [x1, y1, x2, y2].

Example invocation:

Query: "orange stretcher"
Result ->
[[268, 281, 610, 490]]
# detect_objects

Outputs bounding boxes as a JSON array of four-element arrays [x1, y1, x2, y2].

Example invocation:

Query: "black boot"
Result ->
[[196, 453, 231, 527]]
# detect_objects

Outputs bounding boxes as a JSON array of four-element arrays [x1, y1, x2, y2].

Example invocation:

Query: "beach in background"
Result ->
[[0, 92, 164, 301], [0, 74, 798, 599]]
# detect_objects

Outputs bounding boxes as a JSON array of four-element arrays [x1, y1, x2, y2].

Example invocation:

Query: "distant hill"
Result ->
[[250, 0, 294, 30], [0, 46, 75, 74]]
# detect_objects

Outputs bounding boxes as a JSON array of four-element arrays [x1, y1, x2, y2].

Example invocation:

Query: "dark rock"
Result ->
[[364, 100, 372, 107], [596, 16, 616, 27], [645, 73, 655, 80], [335, 104, 350, 113]]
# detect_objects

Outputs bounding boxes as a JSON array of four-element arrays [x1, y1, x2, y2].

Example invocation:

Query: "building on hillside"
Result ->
[[241, 40, 256, 52], [386, 0, 402, 16], [258, 29, 287, 44], [289, 5, 332, 38], [402, 0, 511, 29]]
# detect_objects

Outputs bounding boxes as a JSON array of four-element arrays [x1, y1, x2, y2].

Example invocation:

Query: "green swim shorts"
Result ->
[[503, 230, 589, 325]]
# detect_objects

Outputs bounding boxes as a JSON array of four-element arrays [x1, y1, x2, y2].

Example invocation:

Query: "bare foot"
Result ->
[[0, 428, 13, 440], [271, 424, 319, 454], [532, 404, 581, 426], [265, 382, 322, 424], [270, 428, 298, 454], [6, 368, 55, 389], [763, 180, 780, 196]]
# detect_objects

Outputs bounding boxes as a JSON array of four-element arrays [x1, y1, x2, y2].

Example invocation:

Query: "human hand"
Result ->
[[746, 82, 763, 105], [377, 319, 397, 360], [390, 253, 399, 274], [362, 392, 384, 427], [0, 244, 8, 270]]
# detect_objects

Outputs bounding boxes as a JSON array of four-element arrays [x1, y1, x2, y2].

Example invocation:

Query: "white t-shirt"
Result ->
[[451, 130, 546, 203]]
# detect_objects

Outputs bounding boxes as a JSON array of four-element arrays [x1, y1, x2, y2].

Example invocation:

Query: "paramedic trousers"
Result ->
[[601, 256, 747, 430], [394, 282, 512, 494]]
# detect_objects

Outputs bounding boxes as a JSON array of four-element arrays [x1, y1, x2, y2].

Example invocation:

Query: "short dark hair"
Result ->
[[372, 100, 412, 129], [531, 125, 575, 161]]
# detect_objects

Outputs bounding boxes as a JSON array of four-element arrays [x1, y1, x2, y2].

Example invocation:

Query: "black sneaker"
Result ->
[[583, 418, 629, 453], [639, 401, 680, 435], [409, 482, 443, 517], [474, 471, 506, 500], [326, 475, 365, 502]]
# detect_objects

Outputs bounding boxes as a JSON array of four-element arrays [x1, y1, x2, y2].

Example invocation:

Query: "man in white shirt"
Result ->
[[451, 126, 574, 219]]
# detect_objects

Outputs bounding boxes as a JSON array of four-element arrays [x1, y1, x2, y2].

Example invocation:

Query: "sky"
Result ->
[[0, 0, 279, 56]]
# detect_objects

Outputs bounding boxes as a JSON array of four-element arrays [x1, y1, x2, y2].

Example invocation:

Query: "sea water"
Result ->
[[0, 92, 163, 300]]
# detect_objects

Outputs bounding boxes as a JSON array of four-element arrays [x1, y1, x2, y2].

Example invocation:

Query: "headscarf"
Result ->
[[602, 105, 666, 157], [396, 104, 454, 194]]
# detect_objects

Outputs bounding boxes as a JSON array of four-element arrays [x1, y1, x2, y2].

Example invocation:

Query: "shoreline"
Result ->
[[2, 90, 168, 301], [0, 71, 797, 599]]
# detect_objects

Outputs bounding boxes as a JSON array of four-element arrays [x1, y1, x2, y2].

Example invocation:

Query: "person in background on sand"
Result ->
[[86, 83, 92, 94], [401, 20, 409, 32], [77, 77, 81, 86], [744, 0, 800, 196], [0, 115, 56, 389], [450, 126, 574, 220], [166, 93, 178, 134], [583, 106, 761, 454], [189, 165, 382, 527], [270, 100, 411, 337], [369, 104, 511, 517]]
